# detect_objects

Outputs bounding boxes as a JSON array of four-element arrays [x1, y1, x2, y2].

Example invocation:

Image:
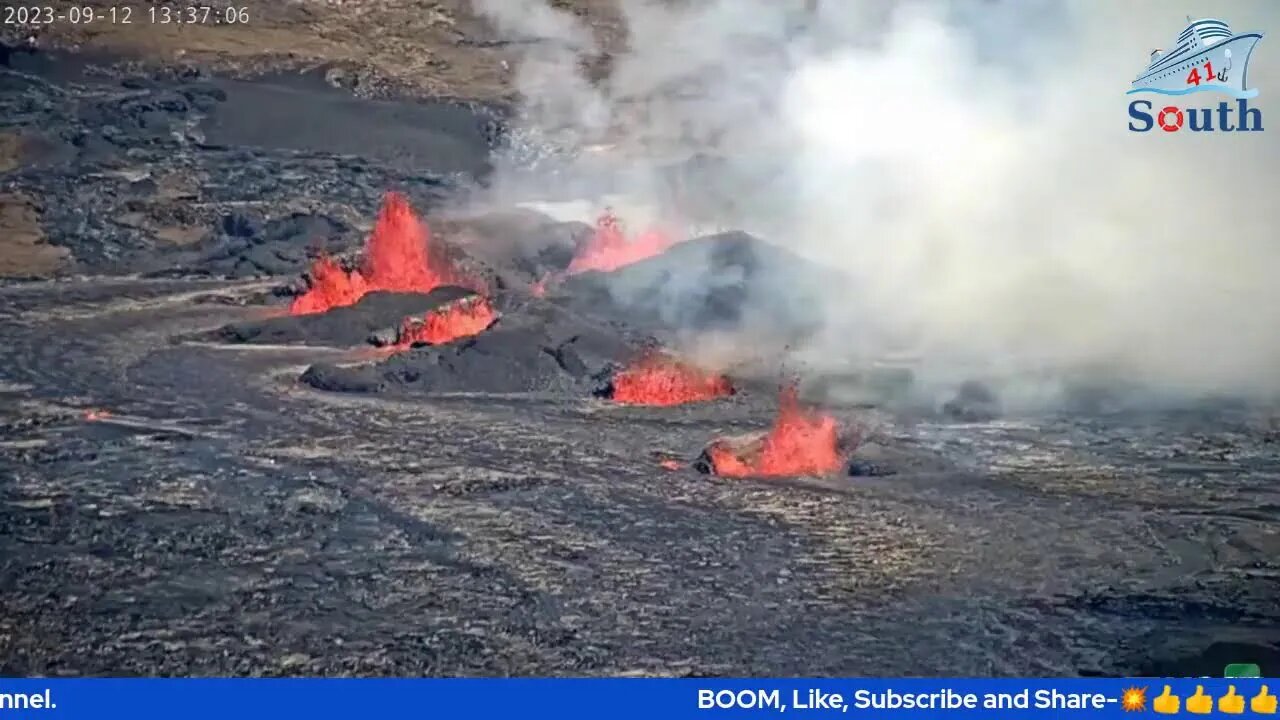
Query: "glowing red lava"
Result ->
[[705, 384, 842, 478], [395, 295, 497, 348], [289, 255, 369, 315], [609, 352, 733, 406], [290, 192, 471, 315], [566, 210, 678, 275], [83, 409, 112, 422]]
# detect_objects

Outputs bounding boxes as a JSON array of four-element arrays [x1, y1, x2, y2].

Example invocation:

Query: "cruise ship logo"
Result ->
[[1128, 16, 1265, 132]]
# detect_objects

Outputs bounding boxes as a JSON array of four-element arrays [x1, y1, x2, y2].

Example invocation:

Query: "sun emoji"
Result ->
[[1122, 686, 1148, 712]]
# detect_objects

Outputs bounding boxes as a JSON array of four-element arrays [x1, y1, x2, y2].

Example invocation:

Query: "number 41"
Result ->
[[1187, 61, 1215, 86]]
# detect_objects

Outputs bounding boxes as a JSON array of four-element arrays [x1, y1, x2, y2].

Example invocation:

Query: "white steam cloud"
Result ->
[[473, 0, 1280, 407]]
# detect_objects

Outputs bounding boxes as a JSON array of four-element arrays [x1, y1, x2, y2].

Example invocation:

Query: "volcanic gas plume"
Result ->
[[704, 384, 842, 478], [566, 210, 678, 275], [395, 295, 498, 348], [291, 192, 474, 315], [529, 274, 550, 297], [605, 351, 733, 406]]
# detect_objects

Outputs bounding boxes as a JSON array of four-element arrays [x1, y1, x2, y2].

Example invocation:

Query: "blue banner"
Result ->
[[0, 678, 1277, 719]]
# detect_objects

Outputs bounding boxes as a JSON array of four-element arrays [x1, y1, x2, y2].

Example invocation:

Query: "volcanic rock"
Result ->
[[210, 288, 475, 347], [367, 326, 400, 348], [0, 48, 492, 277], [561, 230, 843, 341], [847, 460, 895, 477], [841, 438, 898, 477], [0, 191, 67, 279], [302, 299, 639, 395], [200, 77, 498, 177], [145, 212, 354, 280]]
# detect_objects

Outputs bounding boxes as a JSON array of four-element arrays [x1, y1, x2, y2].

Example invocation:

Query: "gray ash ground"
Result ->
[[3, 47, 1280, 678]]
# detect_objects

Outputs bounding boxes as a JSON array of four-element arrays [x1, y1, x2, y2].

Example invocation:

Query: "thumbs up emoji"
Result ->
[[1253, 686, 1278, 715], [1187, 685, 1213, 714], [1220, 685, 1245, 714], [1154, 686, 1181, 714]]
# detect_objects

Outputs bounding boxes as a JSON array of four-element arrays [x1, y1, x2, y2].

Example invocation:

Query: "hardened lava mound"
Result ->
[[233, 192, 838, 400]]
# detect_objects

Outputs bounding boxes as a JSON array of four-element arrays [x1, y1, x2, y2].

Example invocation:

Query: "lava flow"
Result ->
[[395, 295, 498, 348], [607, 352, 733, 406], [291, 192, 471, 315], [566, 210, 678, 275], [705, 384, 843, 478]]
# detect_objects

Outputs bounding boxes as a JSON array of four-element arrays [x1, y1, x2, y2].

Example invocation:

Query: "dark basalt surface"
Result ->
[[560, 231, 840, 340], [2, 48, 1279, 679], [208, 288, 478, 347], [148, 213, 354, 280], [301, 299, 640, 395], [202, 77, 499, 177], [0, 45, 500, 278]]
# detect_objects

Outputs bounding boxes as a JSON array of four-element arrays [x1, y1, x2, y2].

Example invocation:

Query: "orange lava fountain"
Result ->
[[608, 352, 733, 406], [291, 192, 473, 315], [705, 384, 842, 478], [395, 295, 498, 348], [566, 210, 678, 275], [289, 256, 370, 315]]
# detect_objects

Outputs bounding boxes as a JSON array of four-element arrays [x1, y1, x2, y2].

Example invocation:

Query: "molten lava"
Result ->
[[290, 192, 472, 315], [396, 295, 497, 348], [608, 352, 733, 406], [566, 210, 678, 275], [289, 255, 369, 315], [705, 384, 842, 478], [359, 191, 457, 293]]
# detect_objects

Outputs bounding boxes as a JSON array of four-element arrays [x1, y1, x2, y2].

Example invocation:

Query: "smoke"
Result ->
[[473, 0, 1280, 407]]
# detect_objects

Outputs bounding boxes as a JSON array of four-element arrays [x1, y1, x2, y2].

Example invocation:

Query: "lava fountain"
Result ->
[[566, 210, 679, 275], [605, 351, 733, 406], [395, 295, 498, 348], [291, 192, 473, 315], [704, 384, 843, 478]]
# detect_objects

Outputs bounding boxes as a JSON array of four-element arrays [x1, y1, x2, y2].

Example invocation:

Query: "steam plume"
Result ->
[[474, 0, 1280, 407]]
